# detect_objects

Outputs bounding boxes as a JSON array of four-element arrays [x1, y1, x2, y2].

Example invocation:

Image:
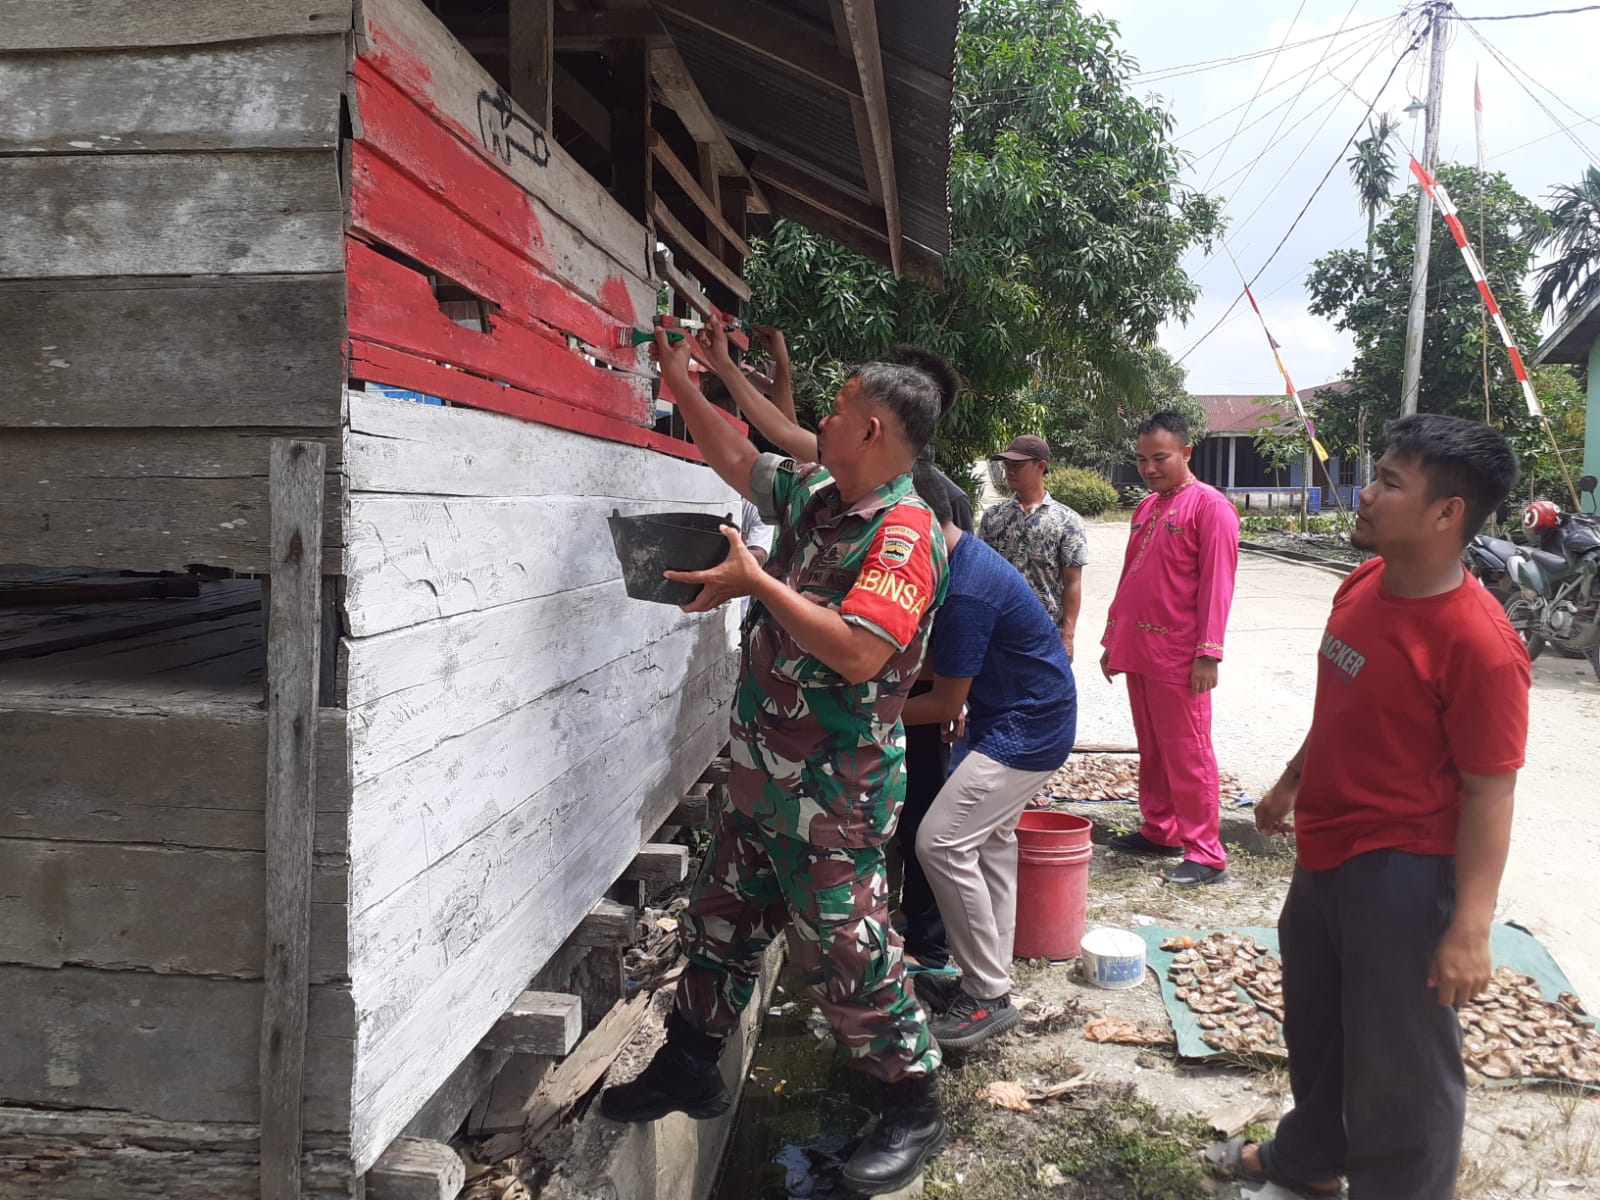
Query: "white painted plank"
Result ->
[[0, 38, 345, 153], [346, 623, 734, 915], [345, 587, 721, 778], [0, 0, 351, 50], [346, 690, 732, 1171], [345, 642, 732, 1041], [0, 152, 343, 278], [357, 0, 649, 285], [346, 391, 730, 499]]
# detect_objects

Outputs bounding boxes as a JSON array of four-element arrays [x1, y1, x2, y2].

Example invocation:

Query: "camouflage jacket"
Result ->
[[730, 454, 949, 848]]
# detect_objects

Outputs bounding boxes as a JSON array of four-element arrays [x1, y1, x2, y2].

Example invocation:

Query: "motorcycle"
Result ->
[[1502, 474, 1600, 681]]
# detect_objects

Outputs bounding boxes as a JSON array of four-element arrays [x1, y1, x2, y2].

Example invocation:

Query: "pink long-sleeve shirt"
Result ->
[[1102, 479, 1240, 682]]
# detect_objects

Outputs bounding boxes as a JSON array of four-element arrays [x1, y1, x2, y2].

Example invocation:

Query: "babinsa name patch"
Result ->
[[876, 524, 921, 570]]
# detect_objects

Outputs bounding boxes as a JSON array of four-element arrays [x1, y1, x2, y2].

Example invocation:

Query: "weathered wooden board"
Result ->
[[0, 0, 352, 50], [0, 579, 258, 661], [0, 698, 348, 853], [346, 238, 650, 427], [346, 642, 731, 1041], [0, 37, 345, 153], [356, 0, 648, 283], [345, 618, 735, 913], [366, 1137, 464, 1200], [621, 843, 689, 885], [346, 673, 732, 1170], [0, 428, 342, 574], [0, 275, 345, 428], [350, 59, 653, 348], [0, 152, 343, 279], [0, 1108, 357, 1200], [347, 389, 728, 500], [483, 991, 582, 1056], [0, 839, 347, 982], [0, 966, 353, 1128]]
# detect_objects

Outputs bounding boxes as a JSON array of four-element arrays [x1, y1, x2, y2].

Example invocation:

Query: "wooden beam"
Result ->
[[648, 42, 768, 214], [553, 62, 610, 150], [752, 153, 884, 238], [670, 782, 714, 826], [508, 0, 554, 128], [827, 0, 883, 206], [649, 132, 755, 259], [622, 841, 690, 884], [485, 991, 584, 1056], [608, 38, 651, 221], [651, 198, 752, 301], [837, 1, 901, 276], [569, 898, 638, 949], [654, 249, 717, 321], [656, 0, 859, 96], [552, 9, 670, 49], [766, 187, 943, 286], [698, 143, 727, 261], [366, 1137, 465, 1200], [259, 440, 327, 1200]]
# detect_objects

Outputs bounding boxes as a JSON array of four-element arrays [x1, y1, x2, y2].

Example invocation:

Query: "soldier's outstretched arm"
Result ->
[[655, 329, 758, 502]]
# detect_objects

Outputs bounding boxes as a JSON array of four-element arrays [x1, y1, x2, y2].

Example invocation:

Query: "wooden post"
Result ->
[[608, 39, 650, 222], [260, 439, 327, 1200], [509, 0, 554, 129]]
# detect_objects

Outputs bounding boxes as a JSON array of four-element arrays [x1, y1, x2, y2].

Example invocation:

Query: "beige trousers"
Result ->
[[915, 749, 1057, 999]]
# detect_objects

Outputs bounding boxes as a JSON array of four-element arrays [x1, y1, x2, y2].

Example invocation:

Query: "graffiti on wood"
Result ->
[[476, 88, 550, 169]]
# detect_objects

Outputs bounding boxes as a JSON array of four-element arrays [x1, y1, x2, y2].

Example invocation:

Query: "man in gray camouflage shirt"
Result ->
[[978, 435, 1089, 660]]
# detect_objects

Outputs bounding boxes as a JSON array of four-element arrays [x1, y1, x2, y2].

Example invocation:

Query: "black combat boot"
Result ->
[[840, 1072, 948, 1195], [599, 1011, 731, 1123]]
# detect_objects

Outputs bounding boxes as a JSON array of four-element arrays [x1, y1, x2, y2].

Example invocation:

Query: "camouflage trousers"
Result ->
[[674, 802, 941, 1082]]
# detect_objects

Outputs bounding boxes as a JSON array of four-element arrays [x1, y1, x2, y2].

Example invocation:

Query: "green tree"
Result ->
[[1532, 166, 1600, 321], [742, 0, 1219, 477], [1304, 165, 1548, 462], [1347, 112, 1399, 279], [1042, 346, 1208, 474]]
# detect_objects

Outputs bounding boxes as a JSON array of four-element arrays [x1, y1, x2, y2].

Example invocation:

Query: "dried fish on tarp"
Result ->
[[1044, 754, 1242, 803], [1459, 967, 1600, 1086]]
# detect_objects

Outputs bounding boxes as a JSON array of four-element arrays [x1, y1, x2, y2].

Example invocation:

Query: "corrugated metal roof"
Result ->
[[662, 0, 955, 262], [1193, 383, 1346, 433]]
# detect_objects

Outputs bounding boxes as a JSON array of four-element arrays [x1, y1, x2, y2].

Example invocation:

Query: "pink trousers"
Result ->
[[1126, 673, 1226, 870]]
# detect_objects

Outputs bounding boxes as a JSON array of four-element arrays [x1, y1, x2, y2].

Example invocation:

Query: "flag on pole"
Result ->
[[1474, 68, 1487, 172], [1241, 282, 1330, 462], [1409, 157, 1543, 417]]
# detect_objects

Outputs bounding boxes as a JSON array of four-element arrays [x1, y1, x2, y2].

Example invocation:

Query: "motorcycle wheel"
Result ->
[[1502, 595, 1546, 662]]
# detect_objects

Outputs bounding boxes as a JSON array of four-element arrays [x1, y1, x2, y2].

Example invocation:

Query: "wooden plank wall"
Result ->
[[0, 6, 350, 573], [339, 393, 739, 1171], [346, 0, 668, 453]]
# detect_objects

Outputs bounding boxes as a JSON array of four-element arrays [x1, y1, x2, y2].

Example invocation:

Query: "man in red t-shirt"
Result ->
[[1209, 414, 1530, 1200]]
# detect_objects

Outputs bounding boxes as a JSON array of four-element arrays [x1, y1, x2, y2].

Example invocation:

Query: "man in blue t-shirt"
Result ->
[[901, 464, 1078, 1050]]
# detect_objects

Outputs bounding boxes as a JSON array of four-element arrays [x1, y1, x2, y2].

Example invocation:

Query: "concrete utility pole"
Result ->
[[1401, 3, 1451, 415]]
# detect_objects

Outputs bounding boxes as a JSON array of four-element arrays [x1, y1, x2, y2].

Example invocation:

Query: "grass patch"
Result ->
[[928, 1053, 1215, 1200]]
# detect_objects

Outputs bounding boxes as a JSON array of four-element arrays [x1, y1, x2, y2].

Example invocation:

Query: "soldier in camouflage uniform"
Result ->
[[602, 326, 951, 1195]]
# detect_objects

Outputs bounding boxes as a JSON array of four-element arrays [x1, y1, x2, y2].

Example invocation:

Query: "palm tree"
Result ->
[[1347, 112, 1399, 279], [1533, 166, 1600, 320]]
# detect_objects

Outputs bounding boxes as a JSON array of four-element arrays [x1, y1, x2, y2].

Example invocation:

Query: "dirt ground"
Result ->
[[926, 842, 1600, 1200], [922, 524, 1600, 1199]]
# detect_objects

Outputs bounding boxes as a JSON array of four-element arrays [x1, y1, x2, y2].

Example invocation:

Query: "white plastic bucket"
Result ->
[[1080, 927, 1147, 990]]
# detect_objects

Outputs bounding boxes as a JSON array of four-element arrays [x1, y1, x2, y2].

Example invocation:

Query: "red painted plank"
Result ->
[[351, 339, 709, 464], [348, 142, 639, 369], [346, 238, 651, 425]]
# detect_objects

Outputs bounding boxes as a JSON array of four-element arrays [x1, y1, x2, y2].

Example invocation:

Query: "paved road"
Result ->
[[1068, 519, 1600, 1002]]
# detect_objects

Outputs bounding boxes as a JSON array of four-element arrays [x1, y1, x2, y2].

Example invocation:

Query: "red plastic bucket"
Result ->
[[1013, 811, 1093, 960]]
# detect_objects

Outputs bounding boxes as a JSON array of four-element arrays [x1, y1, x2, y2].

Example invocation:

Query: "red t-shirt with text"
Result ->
[[1295, 558, 1530, 871]]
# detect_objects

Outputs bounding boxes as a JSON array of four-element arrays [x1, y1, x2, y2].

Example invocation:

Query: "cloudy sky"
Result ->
[[1088, 0, 1600, 395]]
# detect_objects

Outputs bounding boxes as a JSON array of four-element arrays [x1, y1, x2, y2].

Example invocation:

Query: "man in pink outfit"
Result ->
[[1100, 411, 1240, 886]]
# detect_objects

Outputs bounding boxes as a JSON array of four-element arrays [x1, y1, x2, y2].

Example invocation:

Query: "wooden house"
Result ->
[[0, 1, 955, 1196]]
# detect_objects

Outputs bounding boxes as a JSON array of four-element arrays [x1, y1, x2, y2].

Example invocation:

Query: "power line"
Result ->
[[1457, 16, 1600, 167], [1128, 14, 1397, 82], [1201, 0, 1309, 192], [1456, 3, 1600, 19], [1175, 23, 1429, 366]]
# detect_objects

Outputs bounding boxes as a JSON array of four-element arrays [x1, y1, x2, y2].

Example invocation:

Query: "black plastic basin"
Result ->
[[608, 509, 734, 606]]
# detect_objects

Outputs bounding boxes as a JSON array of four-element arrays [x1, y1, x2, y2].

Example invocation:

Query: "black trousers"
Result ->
[[897, 712, 950, 968], [1263, 850, 1465, 1200]]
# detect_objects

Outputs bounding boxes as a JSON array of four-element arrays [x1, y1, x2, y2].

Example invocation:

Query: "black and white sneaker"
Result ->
[[929, 990, 1020, 1051], [1162, 859, 1229, 887], [1107, 830, 1185, 859]]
